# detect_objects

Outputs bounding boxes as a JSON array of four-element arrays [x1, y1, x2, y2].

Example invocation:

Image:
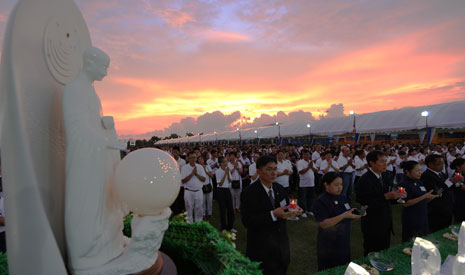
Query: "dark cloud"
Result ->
[[320, 103, 345, 119], [138, 110, 241, 138], [196, 110, 241, 133], [133, 109, 317, 138]]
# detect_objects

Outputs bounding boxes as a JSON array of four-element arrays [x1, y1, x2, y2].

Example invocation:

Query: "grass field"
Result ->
[[205, 193, 404, 275]]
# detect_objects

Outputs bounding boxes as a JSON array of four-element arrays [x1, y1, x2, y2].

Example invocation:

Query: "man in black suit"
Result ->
[[421, 154, 461, 232], [241, 155, 302, 275], [355, 151, 406, 256]]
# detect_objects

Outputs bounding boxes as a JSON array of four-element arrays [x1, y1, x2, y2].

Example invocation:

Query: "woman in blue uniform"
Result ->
[[312, 172, 361, 271], [399, 160, 438, 242], [451, 158, 465, 223]]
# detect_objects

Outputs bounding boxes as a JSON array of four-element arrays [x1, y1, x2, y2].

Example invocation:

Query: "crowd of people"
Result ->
[[0, 153, 5, 254], [156, 141, 465, 273]]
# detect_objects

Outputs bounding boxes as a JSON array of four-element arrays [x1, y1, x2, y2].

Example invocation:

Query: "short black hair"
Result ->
[[366, 150, 385, 167], [173, 146, 181, 152], [256, 155, 277, 169], [301, 149, 310, 155], [187, 151, 196, 157], [451, 158, 465, 170], [321, 172, 341, 185], [425, 154, 443, 167], [400, 160, 418, 173]]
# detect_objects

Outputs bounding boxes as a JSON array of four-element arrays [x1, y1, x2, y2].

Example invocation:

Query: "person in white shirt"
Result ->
[[446, 151, 457, 178], [384, 148, 396, 190], [240, 152, 252, 190], [315, 153, 325, 194], [181, 152, 207, 223], [446, 147, 456, 159], [312, 145, 322, 163], [171, 146, 186, 215], [249, 152, 261, 184], [239, 152, 251, 167], [407, 149, 419, 162], [207, 150, 219, 199], [337, 146, 355, 203], [418, 148, 427, 172], [457, 144, 465, 155], [215, 156, 236, 233], [395, 151, 408, 184], [198, 155, 214, 219], [172, 146, 186, 168], [354, 150, 368, 187], [228, 152, 243, 214], [297, 149, 318, 217], [276, 150, 293, 197], [0, 180, 5, 253], [320, 151, 340, 174], [362, 144, 370, 156]]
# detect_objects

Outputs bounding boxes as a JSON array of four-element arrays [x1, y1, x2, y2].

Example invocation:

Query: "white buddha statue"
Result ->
[[63, 46, 126, 272]]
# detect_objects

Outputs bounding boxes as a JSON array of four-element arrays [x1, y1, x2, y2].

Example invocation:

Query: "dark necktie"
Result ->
[[379, 176, 385, 190], [268, 189, 275, 207], [439, 172, 447, 181]]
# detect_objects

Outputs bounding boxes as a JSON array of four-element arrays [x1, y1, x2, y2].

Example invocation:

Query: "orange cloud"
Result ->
[[155, 8, 195, 29], [115, 114, 187, 135], [47, 0, 464, 137], [298, 26, 465, 114], [202, 30, 250, 42]]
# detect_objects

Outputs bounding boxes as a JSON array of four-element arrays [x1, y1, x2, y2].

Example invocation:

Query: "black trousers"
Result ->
[[212, 174, 218, 200], [314, 173, 323, 194], [429, 213, 452, 233], [0, 231, 6, 253], [217, 188, 235, 231], [170, 187, 185, 215], [362, 228, 391, 256], [263, 263, 288, 275], [242, 177, 251, 191]]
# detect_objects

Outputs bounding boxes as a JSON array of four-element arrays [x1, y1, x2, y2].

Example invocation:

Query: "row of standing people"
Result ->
[[165, 144, 465, 273], [313, 151, 465, 271]]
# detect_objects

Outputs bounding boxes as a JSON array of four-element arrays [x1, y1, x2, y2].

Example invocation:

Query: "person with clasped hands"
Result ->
[[215, 156, 236, 233], [241, 155, 302, 275], [355, 150, 407, 255], [181, 152, 207, 223]]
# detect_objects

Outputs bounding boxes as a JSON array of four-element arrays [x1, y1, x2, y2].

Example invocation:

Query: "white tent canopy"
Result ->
[[155, 100, 465, 145]]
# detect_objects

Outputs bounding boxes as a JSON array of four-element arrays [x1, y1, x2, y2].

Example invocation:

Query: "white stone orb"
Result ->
[[115, 148, 181, 215]]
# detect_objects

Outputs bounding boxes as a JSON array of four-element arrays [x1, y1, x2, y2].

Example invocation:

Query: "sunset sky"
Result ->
[[1, 0, 465, 138]]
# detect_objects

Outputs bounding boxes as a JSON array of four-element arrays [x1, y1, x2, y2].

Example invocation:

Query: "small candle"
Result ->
[[457, 173, 462, 178], [290, 199, 297, 210], [398, 187, 406, 194]]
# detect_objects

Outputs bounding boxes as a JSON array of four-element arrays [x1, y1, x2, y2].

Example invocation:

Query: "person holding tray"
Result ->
[[450, 158, 465, 223], [313, 172, 362, 271], [399, 160, 438, 242]]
